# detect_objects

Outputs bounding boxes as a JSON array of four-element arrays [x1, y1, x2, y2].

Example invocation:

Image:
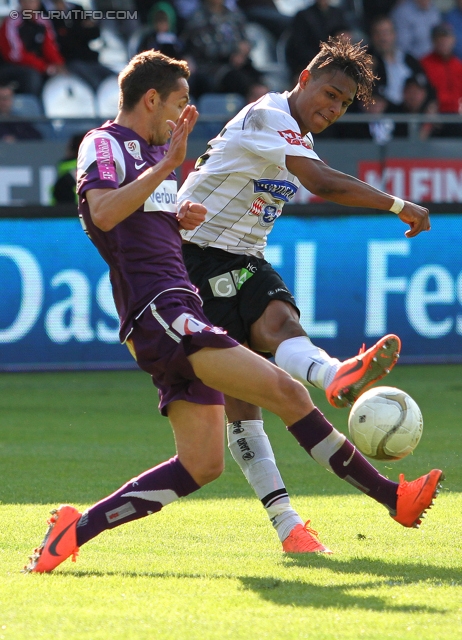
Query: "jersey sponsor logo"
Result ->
[[171, 312, 227, 336], [278, 128, 313, 150], [209, 268, 255, 297], [249, 197, 282, 227], [209, 272, 237, 298], [124, 139, 143, 160], [144, 179, 177, 213], [253, 178, 298, 203], [94, 137, 117, 182]]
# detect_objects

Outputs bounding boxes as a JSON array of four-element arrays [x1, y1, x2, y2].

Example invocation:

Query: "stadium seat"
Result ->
[[127, 26, 151, 59], [96, 75, 120, 118], [245, 22, 289, 91], [12, 94, 43, 117], [98, 25, 129, 73], [42, 75, 97, 118], [245, 22, 277, 71], [193, 93, 246, 141], [197, 93, 246, 119]]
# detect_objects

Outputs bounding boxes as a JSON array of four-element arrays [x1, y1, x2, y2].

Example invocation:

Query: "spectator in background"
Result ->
[[0, 83, 42, 141], [285, 0, 350, 81], [172, 0, 237, 33], [421, 22, 462, 136], [444, 0, 462, 60], [51, 132, 86, 204], [0, 0, 66, 96], [369, 16, 431, 108], [245, 81, 269, 103], [361, 0, 399, 33], [391, 0, 441, 60], [393, 74, 439, 139], [236, 0, 291, 39], [137, 2, 183, 59], [332, 90, 395, 142], [181, 0, 248, 97], [48, 0, 115, 92], [216, 39, 267, 99]]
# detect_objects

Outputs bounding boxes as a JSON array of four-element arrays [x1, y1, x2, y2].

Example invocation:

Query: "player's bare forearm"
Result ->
[[286, 155, 431, 237], [86, 157, 178, 231]]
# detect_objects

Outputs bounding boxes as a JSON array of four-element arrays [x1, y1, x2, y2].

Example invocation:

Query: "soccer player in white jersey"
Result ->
[[179, 38, 432, 552]]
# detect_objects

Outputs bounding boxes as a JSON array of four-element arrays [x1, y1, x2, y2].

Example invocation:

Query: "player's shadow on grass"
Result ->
[[238, 575, 445, 614], [67, 561, 448, 615], [281, 553, 462, 585]]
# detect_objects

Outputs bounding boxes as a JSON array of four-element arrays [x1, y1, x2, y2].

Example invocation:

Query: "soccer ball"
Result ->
[[348, 386, 423, 461]]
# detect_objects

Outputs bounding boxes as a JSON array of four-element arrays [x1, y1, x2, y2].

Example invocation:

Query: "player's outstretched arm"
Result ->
[[286, 155, 430, 237]]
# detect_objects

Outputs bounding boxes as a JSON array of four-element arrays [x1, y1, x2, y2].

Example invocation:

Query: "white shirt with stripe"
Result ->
[[179, 91, 322, 257]]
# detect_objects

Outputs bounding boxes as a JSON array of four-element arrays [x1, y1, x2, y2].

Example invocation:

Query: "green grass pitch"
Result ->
[[0, 365, 461, 640]]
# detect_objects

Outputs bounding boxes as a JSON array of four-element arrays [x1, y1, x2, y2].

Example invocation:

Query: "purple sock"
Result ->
[[288, 408, 398, 512], [76, 456, 200, 546]]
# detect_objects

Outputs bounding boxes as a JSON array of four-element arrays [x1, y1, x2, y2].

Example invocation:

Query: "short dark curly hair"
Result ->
[[308, 36, 377, 105]]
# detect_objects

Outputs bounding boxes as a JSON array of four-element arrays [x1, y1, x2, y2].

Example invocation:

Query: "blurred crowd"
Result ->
[[1, 0, 462, 142]]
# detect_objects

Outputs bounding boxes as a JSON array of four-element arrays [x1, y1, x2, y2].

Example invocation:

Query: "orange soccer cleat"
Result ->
[[23, 505, 81, 573], [282, 521, 332, 554], [391, 469, 444, 528], [326, 334, 401, 409]]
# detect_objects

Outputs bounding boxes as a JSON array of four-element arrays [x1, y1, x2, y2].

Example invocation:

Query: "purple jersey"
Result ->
[[77, 121, 198, 342]]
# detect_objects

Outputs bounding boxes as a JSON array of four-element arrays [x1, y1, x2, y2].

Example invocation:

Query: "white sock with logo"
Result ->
[[275, 336, 340, 389], [227, 420, 303, 543]]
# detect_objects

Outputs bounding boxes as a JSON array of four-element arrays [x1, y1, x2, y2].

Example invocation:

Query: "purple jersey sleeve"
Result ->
[[77, 131, 126, 195]]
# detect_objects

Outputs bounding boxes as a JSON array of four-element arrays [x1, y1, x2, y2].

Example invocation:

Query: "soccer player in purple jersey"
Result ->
[[23, 51, 443, 573]]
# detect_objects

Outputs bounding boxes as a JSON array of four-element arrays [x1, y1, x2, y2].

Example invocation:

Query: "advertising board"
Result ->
[[1, 214, 460, 370]]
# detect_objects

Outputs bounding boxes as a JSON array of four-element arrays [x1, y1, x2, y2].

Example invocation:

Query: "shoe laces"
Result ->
[[358, 343, 366, 355], [300, 520, 320, 540]]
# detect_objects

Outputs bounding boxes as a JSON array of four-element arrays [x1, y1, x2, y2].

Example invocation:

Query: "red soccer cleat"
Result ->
[[282, 521, 332, 554], [23, 505, 81, 573], [326, 334, 401, 408], [391, 469, 444, 528]]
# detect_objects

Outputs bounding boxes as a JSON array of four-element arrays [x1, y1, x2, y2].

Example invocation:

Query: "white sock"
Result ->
[[275, 336, 340, 390], [227, 420, 303, 543]]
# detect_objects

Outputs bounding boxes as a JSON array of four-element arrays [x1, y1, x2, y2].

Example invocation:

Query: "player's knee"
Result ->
[[274, 368, 310, 408], [194, 458, 224, 486]]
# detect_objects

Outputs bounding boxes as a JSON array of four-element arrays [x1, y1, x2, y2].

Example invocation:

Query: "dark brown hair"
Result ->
[[308, 36, 377, 105], [118, 50, 190, 111]]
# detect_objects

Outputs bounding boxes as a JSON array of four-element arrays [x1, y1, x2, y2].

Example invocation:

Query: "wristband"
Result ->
[[389, 197, 405, 214]]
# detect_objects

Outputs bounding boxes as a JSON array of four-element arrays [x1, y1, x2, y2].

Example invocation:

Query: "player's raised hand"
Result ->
[[398, 202, 431, 238], [177, 200, 207, 230], [165, 105, 199, 168]]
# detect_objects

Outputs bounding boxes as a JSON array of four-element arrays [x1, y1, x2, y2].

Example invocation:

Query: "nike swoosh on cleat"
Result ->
[[48, 522, 76, 557], [334, 359, 364, 381]]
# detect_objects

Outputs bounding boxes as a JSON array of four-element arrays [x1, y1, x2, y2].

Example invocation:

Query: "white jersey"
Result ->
[[179, 91, 322, 257]]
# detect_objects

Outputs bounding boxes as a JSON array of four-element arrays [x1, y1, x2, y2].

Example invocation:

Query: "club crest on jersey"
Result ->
[[124, 139, 143, 160], [277, 129, 313, 150], [253, 178, 298, 203], [249, 197, 282, 227]]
